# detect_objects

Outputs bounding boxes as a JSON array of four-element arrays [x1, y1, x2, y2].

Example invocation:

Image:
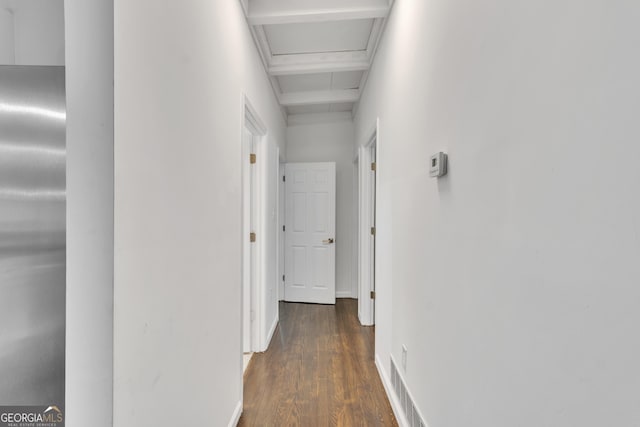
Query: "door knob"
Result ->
[[322, 238, 334, 244]]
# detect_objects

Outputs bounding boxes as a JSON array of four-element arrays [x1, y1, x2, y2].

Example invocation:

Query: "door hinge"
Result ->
[[371, 162, 376, 171], [250, 232, 256, 242], [250, 153, 256, 164], [283, 225, 285, 232], [370, 291, 376, 299], [370, 227, 376, 236]]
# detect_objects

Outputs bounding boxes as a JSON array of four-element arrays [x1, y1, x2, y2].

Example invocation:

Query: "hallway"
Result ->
[[10, 0, 636, 425], [239, 300, 397, 426]]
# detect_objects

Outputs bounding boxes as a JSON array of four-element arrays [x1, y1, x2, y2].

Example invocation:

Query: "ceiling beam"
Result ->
[[280, 89, 360, 106], [247, 6, 389, 26], [269, 51, 369, 76], [288, 112, 353, 126], [365, 18, 384, 57]]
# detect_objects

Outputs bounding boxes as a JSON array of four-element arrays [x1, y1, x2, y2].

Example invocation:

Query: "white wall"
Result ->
[[0, 0, 64, 65], [355, 0, 640, 426], [287, 120, 356, 298], [65, 0, 114, 426], [113, 1, 286, 426]]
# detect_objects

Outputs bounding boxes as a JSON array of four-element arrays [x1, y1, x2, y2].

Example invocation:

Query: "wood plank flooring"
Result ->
[[239, 299, 398, 427]]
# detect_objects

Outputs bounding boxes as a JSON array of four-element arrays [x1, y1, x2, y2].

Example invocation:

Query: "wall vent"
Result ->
[[390, 356, 427, 427]]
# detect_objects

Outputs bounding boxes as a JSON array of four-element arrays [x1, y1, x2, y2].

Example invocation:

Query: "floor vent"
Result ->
[[390, 356, 427, 427]]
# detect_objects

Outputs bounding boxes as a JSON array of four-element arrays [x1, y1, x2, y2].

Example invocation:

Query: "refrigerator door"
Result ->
[[0, 65, 66, 406]]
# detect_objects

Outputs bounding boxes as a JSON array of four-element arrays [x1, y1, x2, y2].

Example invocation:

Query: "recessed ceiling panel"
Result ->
[[278, 73, 332, 93], [331, 71, 364, 90], [265, 19, 374, 55], [287, 105, 331, 115], [329, 103, 354, 112]]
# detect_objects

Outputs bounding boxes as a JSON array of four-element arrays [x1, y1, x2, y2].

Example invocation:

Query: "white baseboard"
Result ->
[[336, 290, 356, 298], [228, 400, 242, 427], [375, 354, 410, 427], [359, 311, 374, 326], [262, 315, 278, 352]]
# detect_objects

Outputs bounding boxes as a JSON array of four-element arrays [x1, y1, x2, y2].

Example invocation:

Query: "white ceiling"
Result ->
[[241, 0, 393, 123], [278, 71, 364, 93], [264, 20, 375, 55]]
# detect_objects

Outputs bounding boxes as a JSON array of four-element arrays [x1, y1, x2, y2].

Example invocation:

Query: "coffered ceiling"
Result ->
[[240, 0, 394, 122]]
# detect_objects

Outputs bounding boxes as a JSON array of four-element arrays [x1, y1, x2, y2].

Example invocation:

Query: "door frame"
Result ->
[[241, 95, 268, 354], [357, 119, 379, 326], [277, 160, 286, 301]]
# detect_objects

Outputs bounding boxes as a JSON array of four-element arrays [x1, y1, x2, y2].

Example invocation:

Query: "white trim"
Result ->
[[270, 76, 284, 104], [360, 120, 379, 149], [247, 6, 389, 25], [287, 111, 353, 126], [358, 119, 378, 326], [280, 89, 360, 106], [352, 157, 359, 301], [255, 136, 267, 351], [336, 290, 355, 298], [372, 126, 379, 325], [351, 70, 370, 118], [375, 354, 410, 427], [242, 95, 271, 354], [365, 18, 384, 58], [262, 314, 279, 352], [253, 25, 273, 62], [240, 101, 251, 354], [278, 161, 286, 301], [244, 96, 268, 136], [239, 0, 249, 16], [269, 51, 370, 76], [227, 400, 243, 427], [246, 24, 269, 70]]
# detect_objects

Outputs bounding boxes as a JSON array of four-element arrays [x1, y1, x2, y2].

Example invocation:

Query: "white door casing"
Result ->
[[278, 161, 286, 301], [358, 122, 377, 326], [369, 141, 376, 323], [242, 95, 270, 353], [284, 162, 336, 304], [242, 127, 255, 352]]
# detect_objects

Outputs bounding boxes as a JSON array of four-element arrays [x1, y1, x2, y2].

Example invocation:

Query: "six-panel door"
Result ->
[[284, 162, 336, 304]]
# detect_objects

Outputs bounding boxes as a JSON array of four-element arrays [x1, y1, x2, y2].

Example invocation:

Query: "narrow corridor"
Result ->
[[239, 300, 397, 426]]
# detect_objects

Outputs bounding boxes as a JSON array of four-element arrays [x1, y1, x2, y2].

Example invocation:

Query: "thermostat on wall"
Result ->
[[430, 152, 448, 178]]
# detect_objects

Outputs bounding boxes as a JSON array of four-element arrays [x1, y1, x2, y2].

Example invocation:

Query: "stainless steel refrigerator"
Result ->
[[0, 65, 65, 407]]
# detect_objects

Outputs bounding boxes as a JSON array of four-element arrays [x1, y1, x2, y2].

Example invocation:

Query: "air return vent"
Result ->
[[390, 356, 427, 427]]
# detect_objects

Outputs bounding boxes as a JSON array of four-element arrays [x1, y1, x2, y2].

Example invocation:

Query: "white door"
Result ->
[[284, 162, 336, 304]]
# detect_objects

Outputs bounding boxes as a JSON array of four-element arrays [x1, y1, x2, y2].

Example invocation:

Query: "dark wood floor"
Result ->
[[239, 299, 398, 427]]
